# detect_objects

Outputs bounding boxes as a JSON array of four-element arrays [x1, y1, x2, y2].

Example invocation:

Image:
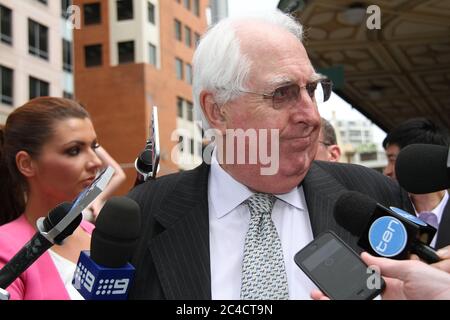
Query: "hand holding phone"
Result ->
[[294, 231, 385, 300]]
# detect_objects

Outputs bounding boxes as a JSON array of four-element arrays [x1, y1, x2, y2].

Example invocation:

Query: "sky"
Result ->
[[227, 0, 387, 147]]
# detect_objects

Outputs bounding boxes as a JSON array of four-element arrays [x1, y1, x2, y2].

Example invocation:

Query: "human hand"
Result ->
[[310, 289, 330, 300], [361, 252, 450, 300], [85, 198, 106, 220], [432, 246, 450, 274]]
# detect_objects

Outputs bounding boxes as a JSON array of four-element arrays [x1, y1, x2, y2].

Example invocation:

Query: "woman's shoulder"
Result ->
[[0, 215, 35, 262], [0, 215, 34, 243]]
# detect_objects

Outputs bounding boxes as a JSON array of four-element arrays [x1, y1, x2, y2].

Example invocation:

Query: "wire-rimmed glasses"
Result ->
[[238, 78, 333, 110]]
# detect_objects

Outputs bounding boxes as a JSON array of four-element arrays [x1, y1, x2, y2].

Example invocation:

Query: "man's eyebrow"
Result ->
[[266, 76, 293, 88], [309, 73, 326, 82], [264, 73, 327, 89]]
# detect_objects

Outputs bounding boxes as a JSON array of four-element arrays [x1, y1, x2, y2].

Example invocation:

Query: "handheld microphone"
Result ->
[[135, 106, 160, 185], [396, 144, 450, 194], [0, 166, 115, 294], [334, 191, 441, 263], [72, 196, 141, 300], [0, 202, 77, 290]]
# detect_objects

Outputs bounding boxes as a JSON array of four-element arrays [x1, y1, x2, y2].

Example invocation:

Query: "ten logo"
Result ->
[[368, 216, 407, 257]]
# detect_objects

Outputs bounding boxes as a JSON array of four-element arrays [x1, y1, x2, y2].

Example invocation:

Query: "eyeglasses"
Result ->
[[238, 78, 333, 110]]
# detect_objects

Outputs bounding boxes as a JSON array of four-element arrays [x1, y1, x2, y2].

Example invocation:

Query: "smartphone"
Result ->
[[294, 231, 385, 300]]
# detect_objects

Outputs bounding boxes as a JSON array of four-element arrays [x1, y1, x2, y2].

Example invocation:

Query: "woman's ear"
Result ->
[[200, 91, 226, 133], [15, 151, 36, 178]]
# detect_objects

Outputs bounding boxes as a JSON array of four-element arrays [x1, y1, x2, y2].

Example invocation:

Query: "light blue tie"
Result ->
[[240, 193, 289, 300]]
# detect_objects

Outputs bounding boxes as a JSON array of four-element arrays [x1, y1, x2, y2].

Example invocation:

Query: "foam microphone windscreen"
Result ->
[[43, 202, 81, 244], [396, 144, 450, 194], [333, 191, 377, 237], [90, 197, 141, 268]]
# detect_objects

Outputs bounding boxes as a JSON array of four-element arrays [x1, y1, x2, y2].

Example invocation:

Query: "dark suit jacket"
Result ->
[[436, 199, 450, 249], [127, 160, 412, 300]]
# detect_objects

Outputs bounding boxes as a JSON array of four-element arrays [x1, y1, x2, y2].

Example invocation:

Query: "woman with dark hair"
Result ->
[[0, 97, 104, 299]]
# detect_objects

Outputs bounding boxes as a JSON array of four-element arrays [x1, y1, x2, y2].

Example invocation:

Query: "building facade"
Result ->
[[73, 0, 208, 193], [0, 0, 73, 123], [331, 118, 387, 171]]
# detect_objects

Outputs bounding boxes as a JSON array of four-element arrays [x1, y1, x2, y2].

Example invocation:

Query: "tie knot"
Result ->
[[246, 193, 276, 216], [418, 212, 439, 229]]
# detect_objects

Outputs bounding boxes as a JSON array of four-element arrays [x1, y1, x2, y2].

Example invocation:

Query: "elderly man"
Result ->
[[128, 11, 410, 300]]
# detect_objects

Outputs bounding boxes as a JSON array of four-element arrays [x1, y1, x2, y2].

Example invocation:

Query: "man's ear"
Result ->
[[329, 145, 342, 162], [200, 91, 226, 133], [15, 151, 36, 178]]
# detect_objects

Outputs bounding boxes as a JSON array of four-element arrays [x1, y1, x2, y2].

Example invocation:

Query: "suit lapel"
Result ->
[[302, 162, 359, 249], [436, 199, 450, 249], [150, 163, 212, 299]]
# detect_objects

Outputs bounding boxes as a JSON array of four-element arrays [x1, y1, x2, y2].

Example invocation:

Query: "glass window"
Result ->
[[0, 4, 12, 45], [186, 101, 193, 121], [117, 0, 133, 21], [84, 2, 101, 25], [175, 58, 183, 80], [189, 138, 194, 155], [0, 65, 13, 105], [28, 19, 48, 60], [184, 26, 191, 47], [61, 0, 72, 18], [29, 76, 49, 100], [148, 2, 155, 24], [62, 39, 72, 72], [118, 40, 134, 64], [178, 135, 184, 152], [185, 63, 192, 85], [194, 32, 200, 48], [84, 44, 102, 67], [149, 43, 157, 66], [174, 19, 182, 41], [177, 97, 183, 118], [193, 0, 200, 17], [183, 0, 191, 11], [63, 91, 73, 99]]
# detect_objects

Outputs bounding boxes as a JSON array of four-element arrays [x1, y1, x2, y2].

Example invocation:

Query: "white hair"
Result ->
[[192, 10, 304, 129]]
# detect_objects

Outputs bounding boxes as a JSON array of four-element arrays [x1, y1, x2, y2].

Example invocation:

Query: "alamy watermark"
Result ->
[[171, 122, 280, 175], [65, 5, 81, 30], [366, 5, 381, 30], [366, 265, 383, 290]]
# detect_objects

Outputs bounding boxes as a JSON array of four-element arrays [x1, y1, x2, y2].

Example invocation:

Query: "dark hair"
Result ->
[[0, 97, 90, 225], [320, 117, 337, 145], [382, 118, 449, 150]]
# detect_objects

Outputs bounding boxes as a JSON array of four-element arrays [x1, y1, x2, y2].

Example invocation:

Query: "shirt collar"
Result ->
[[209, 147, 305, 219], [430, 190, 448, 224], [412, 190, 449, 224]]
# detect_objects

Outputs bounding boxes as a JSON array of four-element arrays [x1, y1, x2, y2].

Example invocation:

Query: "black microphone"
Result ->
[[72, 196, 140, 300], [334, 191, 441, 263], [134, 106, 160, 186], [396, 144, 450, 194], [0, 202, 81, 290], [0, 166, 114, 295]]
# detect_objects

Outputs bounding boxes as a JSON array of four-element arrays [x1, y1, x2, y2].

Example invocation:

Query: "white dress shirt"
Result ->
[[48, 250, 84, 300], [413, 190, 448, 248], [208, 149, 317, 299]]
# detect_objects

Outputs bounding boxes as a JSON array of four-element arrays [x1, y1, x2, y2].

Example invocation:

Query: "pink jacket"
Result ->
[[0, 214, 94, 300]]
